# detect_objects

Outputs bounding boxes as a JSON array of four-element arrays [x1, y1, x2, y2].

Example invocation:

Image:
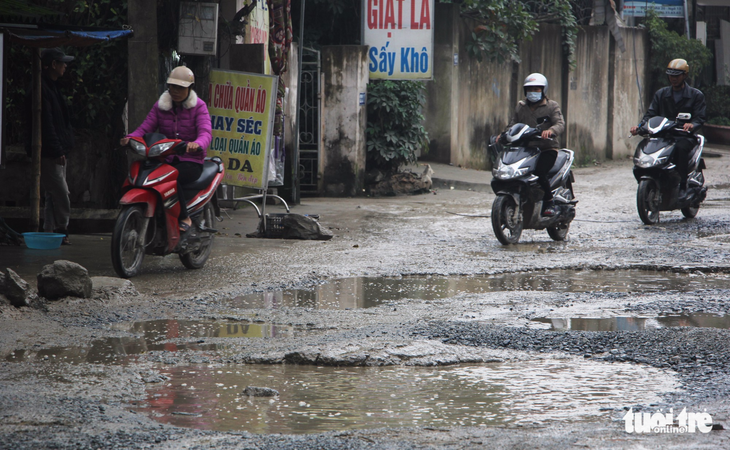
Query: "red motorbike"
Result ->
[[112, 132, 224, 278]]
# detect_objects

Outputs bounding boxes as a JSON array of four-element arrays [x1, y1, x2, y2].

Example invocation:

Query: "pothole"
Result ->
[[5, 319, 298, 364], [229, 270, 730, 310], [532, 313, 730, 331], [131, 358, 679, 434]]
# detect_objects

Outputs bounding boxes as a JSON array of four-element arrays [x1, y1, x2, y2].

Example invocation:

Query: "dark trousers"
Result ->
[[673, 137, 695, 188], [535, 149, 558, 201], [172, 161, 203, 220]]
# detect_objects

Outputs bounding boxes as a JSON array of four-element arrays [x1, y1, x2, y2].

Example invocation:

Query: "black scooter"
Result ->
[[632, 114, 707, 225], [488, 123, 577, 245]]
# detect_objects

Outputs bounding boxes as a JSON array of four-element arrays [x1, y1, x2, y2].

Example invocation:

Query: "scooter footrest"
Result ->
[[197, 226, 218, 233]]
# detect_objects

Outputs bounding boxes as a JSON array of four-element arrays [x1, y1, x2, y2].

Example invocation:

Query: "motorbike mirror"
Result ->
[[677, 113, 692, 121]]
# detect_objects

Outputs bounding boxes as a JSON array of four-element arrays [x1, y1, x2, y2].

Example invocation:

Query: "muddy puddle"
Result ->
[[229, 270, 730, 310], [533, 313, 730, 331], [5, 319, 297, 364], [132, 358, 679, 434]]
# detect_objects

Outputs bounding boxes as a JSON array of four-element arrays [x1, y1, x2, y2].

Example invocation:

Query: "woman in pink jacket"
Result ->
[[120, 66, 212, 233]]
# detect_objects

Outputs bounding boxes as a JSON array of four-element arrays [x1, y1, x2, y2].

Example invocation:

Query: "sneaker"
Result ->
[[542, 200, 556, 217]]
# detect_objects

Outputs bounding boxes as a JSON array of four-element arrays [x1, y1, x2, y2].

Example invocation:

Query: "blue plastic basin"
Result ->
[[22, 232, 65, 249]]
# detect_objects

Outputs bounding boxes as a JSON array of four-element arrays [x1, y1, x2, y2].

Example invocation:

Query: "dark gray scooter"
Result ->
[[632, 114, 707, 225], [488, 123, 577, 245]]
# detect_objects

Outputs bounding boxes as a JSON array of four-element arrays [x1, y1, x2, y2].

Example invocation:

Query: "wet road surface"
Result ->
[[2, 149, 730, 449]]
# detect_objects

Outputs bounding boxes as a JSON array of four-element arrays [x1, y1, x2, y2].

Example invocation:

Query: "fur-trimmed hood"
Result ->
[[158, 89, 199, 111]]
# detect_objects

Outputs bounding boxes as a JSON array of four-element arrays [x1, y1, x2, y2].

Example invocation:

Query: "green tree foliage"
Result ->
[[366, 80, 429, 173], [454, 0, 579, 67], [4, 0, 128, 145], [643, 10, 713, 88], [700, 85, 730, 122]]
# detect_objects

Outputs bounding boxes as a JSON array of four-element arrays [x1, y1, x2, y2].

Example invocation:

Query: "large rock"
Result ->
[[280, 214, 333, 240], [37, 260, 93, 300], [367, 164, 434, 196], [91, 276, 139, 301], [3, 269, 30, 307]]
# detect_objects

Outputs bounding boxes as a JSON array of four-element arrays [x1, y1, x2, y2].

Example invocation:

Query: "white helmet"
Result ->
[[523, 73, 548, 96]]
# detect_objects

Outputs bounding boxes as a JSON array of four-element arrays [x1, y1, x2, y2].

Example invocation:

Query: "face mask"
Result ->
[[526, 91, 542, 103]]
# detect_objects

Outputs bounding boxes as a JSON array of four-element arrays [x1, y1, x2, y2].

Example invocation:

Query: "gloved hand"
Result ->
[[498, 132, 508, 144]]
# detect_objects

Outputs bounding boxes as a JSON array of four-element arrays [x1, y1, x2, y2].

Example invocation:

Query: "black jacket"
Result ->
[[640, 83, 706, 130], [26, 74, 75, 158]]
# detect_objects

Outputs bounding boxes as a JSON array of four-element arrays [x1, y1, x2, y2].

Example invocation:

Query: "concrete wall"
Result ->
[[566, 26, 611, 163], [452, 17, 513, 170], [518, 25, 566, 111], [611, 27, 650, 159], [320, 46, 369, 196], [424, 4, 458, 164], [422, 4, 649, 168], [424, 3, 513, 170]]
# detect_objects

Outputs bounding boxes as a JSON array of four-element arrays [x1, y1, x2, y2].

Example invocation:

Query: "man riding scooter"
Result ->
[[630, 59, 706, 200], [501, 73, 565, 216]]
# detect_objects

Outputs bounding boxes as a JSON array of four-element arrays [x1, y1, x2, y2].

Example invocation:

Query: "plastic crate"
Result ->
[[264, 214, 287, 238]]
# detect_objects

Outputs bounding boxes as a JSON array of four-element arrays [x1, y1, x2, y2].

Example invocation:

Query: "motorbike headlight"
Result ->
[[634, 149, 668, 169], [493, 158, 529, 180], [129, 140, 147, 156], [148, 142, 175, 158]]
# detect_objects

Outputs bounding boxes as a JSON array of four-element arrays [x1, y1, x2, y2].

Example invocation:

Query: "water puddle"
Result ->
[[132, 359, 679, 434], [229, 270, 730, 310], [5, 319, 296, 364], [533, 313, 730, 331]]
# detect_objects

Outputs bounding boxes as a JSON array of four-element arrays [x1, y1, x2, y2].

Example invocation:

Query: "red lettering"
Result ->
[[214, 84, 221, 108], [367, 0, 378, 29], [420, 0, 431, 30], [410, 0, 418, 29], [246, 88, 255, 112], [397, 0, 405, 29], [384, 0, 395, 29], [380, 0, 384, 28], [256, 89, 267, 114]]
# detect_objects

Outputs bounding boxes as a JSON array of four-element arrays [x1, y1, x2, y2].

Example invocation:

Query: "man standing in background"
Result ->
[[34, 47, 75, 244]]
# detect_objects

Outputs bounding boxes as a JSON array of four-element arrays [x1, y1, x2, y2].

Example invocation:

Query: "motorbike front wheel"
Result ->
[[681, 204, 700, 219], [111, 205, 147, 278], [637, 179, 661, 225], [180, 203, 215, 269], [547, 223, 570, 241], [491, 195, 523, 245]]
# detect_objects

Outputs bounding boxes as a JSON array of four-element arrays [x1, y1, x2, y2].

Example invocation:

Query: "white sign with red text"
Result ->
[[362, 0, 434, 80]]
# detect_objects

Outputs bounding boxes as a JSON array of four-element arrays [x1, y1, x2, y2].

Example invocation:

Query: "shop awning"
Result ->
[[2, 26, 133, 47]]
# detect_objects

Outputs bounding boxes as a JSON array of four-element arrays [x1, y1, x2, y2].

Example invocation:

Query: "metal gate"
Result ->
[[298, 47, 321, 195]]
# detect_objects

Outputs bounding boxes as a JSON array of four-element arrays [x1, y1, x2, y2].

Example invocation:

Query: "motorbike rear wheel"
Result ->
[[491, 195, 523, 245], [637, 179, 660, 225], [180, 203, 215, 269], [547, 182, 573, 241], [111, 205, 147, 278]]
